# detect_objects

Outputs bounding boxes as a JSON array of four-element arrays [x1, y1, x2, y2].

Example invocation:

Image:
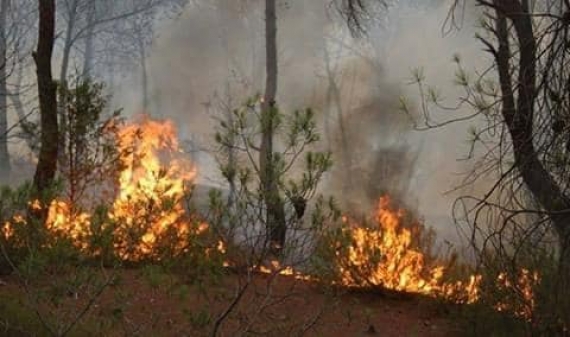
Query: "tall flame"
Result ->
[[338, 196, 445, 294], [109, 117, 198, 260], [1, 116, 202, 262], [336, 195, 538, 319]]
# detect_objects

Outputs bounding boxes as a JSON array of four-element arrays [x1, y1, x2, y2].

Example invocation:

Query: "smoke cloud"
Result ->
[[110, 0, 489, 244]]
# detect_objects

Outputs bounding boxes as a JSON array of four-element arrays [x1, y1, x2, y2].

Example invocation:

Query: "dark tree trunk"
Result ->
[[0, 0, 11, 178], [492, 0, 570, 293], [33, 0, 58, 194], [260, 0, 286, 253]]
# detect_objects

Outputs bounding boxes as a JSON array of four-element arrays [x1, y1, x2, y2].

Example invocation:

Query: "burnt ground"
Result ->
[[0, 268, 466, 337]]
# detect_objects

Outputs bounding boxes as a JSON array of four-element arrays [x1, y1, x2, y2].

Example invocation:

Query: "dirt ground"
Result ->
[[0, 268, 465, 337]]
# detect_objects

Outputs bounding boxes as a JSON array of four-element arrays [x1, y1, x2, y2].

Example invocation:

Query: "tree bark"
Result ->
[[33, 0, 58, 194], [260, 0, 286, 253], [0, 0, 11, 178]]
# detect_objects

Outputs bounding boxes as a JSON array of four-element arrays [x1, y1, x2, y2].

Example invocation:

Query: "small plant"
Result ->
[[207, 95, 337, 335]]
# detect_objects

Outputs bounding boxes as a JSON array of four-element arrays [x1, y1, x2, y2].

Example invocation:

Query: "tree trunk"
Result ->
[[138, 36, 149, 112], [57, 0, 78, 168], [10, 60, 36, 151], [60, 0, 77, 86], [0, 0, 10, 179], [33, 0, 58, 194], [81, 0, 96, 80], [217, 2, 237, 223], [323, 43, 353, 200], [260, 0, 286, 253], [492, 0, 570, 301]]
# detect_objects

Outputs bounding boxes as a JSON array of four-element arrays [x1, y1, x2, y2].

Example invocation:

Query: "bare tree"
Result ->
[[56, 0, 187, 133], [0, 0, 38, 156]]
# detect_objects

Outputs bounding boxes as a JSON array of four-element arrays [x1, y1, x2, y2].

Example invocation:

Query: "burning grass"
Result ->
[[323, 196, 540, 321], [1, 116, 216, 263]]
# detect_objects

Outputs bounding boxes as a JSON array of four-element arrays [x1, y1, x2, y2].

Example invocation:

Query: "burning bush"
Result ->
[[1, 115, 221, 265], [106, 117, 202, 262], [334, 196, 445, 294], [314, 195, 542, 322]]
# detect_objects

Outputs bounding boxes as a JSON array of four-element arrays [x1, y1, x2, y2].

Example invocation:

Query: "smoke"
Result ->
[[110, 0, 489, 243], [377, 1, 488, 243]]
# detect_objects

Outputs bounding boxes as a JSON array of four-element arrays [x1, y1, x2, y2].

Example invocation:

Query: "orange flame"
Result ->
[[338, 196, 449, 295], [256, 260, 312, 280], [46, 200, 92, 250], [108, 117, 198, 260], [336, 195, 538, 317], [1, 116, 205, 262], [494, 268, 539, 319]]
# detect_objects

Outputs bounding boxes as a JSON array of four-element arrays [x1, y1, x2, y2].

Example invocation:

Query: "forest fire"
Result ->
[[337, 196, 447, 295], [335, 196, 538, 319], [494, 269, 539, 320], [45, 200, 92, 251], [0, 118, 538, 319], [1, 117, 204, 261], [108, 117, 199, 260]]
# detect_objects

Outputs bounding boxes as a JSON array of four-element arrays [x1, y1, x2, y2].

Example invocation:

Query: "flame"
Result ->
[[2, 221, 14, 240], [108, 117, 198, 260], [256, 260, 311, 280], [337, 196, 449, 295], [494, 269, 539, 320], [217, 241, 227, 254], [1, 116, 205, 262], [46, 200, 92, 250], [0, 120, 540, 320], [336, 195, 538, 318]]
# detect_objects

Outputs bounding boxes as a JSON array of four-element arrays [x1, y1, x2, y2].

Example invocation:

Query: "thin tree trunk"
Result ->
[[139, 37, 149, 112], [58, 0, 78, 168], [59, 5, 75, 87], [323, 44, 353, 196], [33, 0, 58, 194], [260, 0, 286, 253], [217, 2, 237, 223], [81, 0, 96, 80], [8, 61, 36, 152], [0, 0, 10, 178]]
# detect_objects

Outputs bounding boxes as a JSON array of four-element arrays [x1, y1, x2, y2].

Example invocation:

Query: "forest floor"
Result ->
[[0, 268, 465, 336]]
